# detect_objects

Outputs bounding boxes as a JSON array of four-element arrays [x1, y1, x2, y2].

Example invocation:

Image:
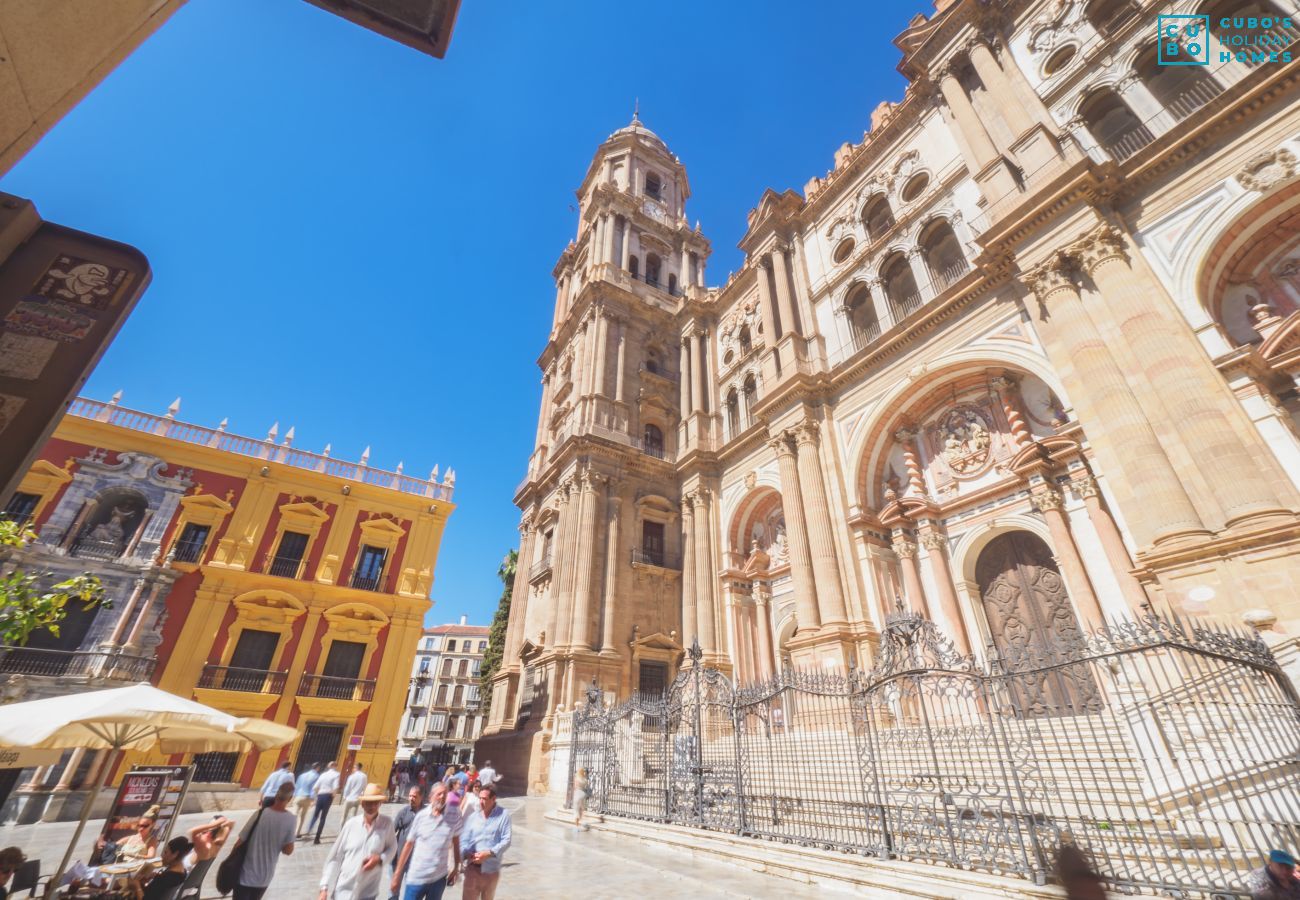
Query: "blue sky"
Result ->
[[0, 0, 917, 626]]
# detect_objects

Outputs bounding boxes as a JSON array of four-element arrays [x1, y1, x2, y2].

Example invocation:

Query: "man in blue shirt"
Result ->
[[459, 786, 511, 900], [294, 763, 322, 837], [259, 761, 295, 809]]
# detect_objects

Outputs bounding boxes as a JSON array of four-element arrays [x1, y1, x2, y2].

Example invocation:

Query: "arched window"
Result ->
[[845, 283, 879, 347], [644, 346, 662, 375], [920, 220, 969, 292], [643, 423, 665, 458], [1135, 46, 1222, 121], [862, 195, 895, 243], [646, 253, 662, 287], [1079, 88, 1152, 161], [1084, 0, 1138, 36], [645, 171, 662, 200], [452, 685, 465, 707], [739, 325, 752, 355], [881, 253, 922, 320], [436, 684, 449, 705], [457, 659, 468, 677], [742, 375, 758, 423], [668, 273, 678, 295], [441, 658, 452, 676], [726, 389, 741, 437], [629, 255, 640, 278]]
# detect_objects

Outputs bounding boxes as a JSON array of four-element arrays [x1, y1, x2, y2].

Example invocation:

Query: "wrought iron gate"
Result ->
[[567, 612, 1300, 898]]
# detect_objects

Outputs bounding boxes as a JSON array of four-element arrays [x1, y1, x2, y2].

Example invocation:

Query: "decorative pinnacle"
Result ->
[[688, 636, 703, 662], [266, 422, 279, 442], [216, 417, 228, 432], [283, 426, 295, 447], [631, 97, 641, 126], [165, 397, 181, 419], [321, 442, 331, 458], [359, 446, 371, 467], [109, 390, 123, 405]]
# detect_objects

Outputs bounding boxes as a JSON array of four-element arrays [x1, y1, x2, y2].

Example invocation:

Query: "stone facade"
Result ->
[[479, 0, 1300, 794], [3, 395, 454, 812], [397, 618, 489, 766]]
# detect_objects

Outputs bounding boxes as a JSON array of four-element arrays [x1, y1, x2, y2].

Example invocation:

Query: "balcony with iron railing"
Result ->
[[171, 537, 206, 564], [1164, 78, 1226, 123], [1101, 123, 1156, 162], [0, 646, 154, 681], [266, 554, 304, 579], [631, 548, 680, 570], [349, 571, 383, 591], [299, 673, 376, 702], [197, 663, 288, 694], [928, 258, 971, 294], [529, 554, 553, 581], [70, 537, 126, 561]]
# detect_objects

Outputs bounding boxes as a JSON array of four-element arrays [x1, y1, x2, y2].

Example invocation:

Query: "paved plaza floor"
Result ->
[[0, 796, 847, 899]]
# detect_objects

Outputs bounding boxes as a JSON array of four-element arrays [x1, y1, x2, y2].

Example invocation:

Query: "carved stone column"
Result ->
[[990, 375, 1033, 450], [53, 749, 86, 791], [679, 337, 692, 415], [592, 311, 609, 400], [906, 247, 935, 302], [754, 256, 779, 342], [503, 516, 536, 662], [966, 39, 1037, 141], [613, 321, 627, 404], [600, 496, 622, 653], [680, 496, 697, 647], [937, 65, 1000, 170], [689, 329, 705, 414], [770, 434, 821, 631], [1024, 257, 1206, 547], [793, 423, 848, 626], [620, 218, 632, 271], [754, 582, 777, 679], [920, 531, 969, 651], [569, 473, 602, 650], [105, 576, 149, 647], [771, 244, 800, 337], [1073, 224, 1289, 529], [894, 427, 928, 497], [602, 212, 617, 265], [892, 533, 931, 617], [1032, 489, 1104, 628], [1075, 476, 1152, 613], [124, 581, 164, 649], [547, 482, 575, 649], [693, 490, 718, 654]]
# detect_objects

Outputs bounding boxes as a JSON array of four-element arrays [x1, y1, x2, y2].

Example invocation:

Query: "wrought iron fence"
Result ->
[[567, 612, 1300, 898], [0, 646, 154, 681]]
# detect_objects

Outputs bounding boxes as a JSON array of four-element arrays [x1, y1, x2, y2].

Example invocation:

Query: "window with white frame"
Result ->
[[429, 713, 447, 734]]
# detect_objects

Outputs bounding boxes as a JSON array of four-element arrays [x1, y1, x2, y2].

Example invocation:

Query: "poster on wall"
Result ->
[[89, 765, 193, 865]]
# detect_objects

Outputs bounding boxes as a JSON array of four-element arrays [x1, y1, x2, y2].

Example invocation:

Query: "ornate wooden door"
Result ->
[[976, 532, 1102, 716]]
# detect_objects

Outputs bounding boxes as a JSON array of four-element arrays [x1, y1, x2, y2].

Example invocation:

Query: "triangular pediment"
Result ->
[[1260, 311, 1300, 364], [631, 631, 682, 653]]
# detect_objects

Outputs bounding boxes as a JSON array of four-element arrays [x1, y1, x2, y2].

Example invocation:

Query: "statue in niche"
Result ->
[[88, 504, 134, 546], [743, 540, 770, 575], [770, 519, 789, 566], [938, 406, 991, 475]]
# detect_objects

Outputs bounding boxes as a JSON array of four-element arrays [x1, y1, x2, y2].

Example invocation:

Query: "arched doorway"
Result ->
[[975, 532, 1101, 716]]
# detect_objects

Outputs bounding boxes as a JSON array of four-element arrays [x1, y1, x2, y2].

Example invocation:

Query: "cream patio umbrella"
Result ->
[[0, 682, 299, 897]]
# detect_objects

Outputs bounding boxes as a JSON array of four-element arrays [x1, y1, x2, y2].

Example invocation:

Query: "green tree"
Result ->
[[479, 548, 517, 705], [0, 519, 108, 647]]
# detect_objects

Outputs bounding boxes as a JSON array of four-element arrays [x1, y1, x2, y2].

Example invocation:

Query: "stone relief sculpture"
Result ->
[[937, 406, 992, 475]]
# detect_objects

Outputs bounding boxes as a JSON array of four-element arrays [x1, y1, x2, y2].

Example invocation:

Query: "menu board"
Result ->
[[90, 765, 193, 865]]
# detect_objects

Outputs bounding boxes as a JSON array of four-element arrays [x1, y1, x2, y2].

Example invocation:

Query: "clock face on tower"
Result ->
[[642, 199, 668, 224]]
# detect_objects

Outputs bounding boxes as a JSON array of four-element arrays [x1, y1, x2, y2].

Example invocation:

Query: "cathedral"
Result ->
[[478, 0, 1300, 793]]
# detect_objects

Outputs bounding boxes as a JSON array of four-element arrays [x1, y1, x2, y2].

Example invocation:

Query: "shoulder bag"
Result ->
[[215, 808, 262, 896]]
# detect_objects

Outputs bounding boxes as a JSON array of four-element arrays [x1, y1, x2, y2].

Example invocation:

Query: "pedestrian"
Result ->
[[133, 836, 193, 900], [119, 807, 161, 861], [462, 781, 484, 821], [1054, 841, 1106, 900], [389, 787, 424, 900], [186, 815, 235, 866], [572, 768, 589, 831], [391, 783, 461, 900], [230, 781, 297, 900], [296, 763, 323, 837], [259, 760, 296, 808], [476, 761, 498, 789], [454, 766, 470, 790], [341, 763, 369, 822], [460, 785, 512, 900], [398, 767, 410, 797], [0, 847, 26, 900], [319, 782, 397, 900], [1248, 849, 1300, 899], [309, 762, 342, 845]]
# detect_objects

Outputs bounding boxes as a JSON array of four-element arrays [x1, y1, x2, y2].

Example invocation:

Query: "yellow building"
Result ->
[[7, 396, 454, 789]]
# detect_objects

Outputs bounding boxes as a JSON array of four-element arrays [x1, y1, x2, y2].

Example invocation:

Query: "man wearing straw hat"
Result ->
[[320, 781, 397, 900]]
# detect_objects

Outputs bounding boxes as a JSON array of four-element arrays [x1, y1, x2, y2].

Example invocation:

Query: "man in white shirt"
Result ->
[[340, 763, 369, 823], [319, 782, 396, 900], [309, 762, 341, 845], [390, 784, 460, 900], [475, 761, 498, 790], [259, 760, 296, 808]]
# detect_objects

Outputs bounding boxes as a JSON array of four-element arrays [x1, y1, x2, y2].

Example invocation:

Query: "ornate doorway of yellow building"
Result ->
[[296, 723, 345, 772], [975, 531, 1102, 717]]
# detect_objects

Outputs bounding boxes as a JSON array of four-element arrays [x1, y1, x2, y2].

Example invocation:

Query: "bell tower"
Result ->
[[481, 114, 714, 783]]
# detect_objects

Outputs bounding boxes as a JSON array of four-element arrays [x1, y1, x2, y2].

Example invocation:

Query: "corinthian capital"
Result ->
[[1070, 224, 1128, 274], [1031, 489, 1064, 513], [793, 421, 820, 447], [922, 532, 947, 552], [892, 538, 918, 559], [767, 433, 795, 458], [1022, 256, 1075, 299], [1074, 476, 1099, 500]]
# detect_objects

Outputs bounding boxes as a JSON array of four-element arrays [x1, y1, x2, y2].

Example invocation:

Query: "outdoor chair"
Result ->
[[9, 858, 52, 897], [174, 857, 213, 899]]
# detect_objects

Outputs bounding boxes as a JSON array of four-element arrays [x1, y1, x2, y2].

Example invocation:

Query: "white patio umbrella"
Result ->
[[0, 682, 298, 897]]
